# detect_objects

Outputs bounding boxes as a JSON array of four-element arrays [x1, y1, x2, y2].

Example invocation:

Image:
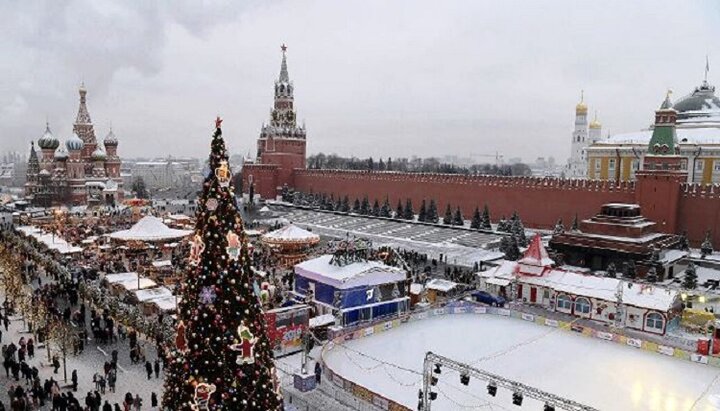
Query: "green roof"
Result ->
[[647, 124, 677, 155]]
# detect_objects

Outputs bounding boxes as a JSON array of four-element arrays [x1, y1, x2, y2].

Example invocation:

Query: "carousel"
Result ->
[[260, 224, 320, 267], [108, 216, 192, 284]]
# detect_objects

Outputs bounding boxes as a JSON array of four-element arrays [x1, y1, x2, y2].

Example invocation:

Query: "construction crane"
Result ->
[[420, 351, 599, 411]]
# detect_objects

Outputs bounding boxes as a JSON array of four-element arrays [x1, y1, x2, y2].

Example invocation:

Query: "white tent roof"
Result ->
[[109, 216, 192, 241], [262, 224, 320, 243], [133, 286, 174, 302]]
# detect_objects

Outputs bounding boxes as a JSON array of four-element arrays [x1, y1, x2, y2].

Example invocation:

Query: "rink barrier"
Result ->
[[322, 301, 720, 410]]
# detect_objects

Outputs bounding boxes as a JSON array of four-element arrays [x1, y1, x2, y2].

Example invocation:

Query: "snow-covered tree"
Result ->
[[443, 204, 453, 225], [453, 206, 464, 226], [380, 197, 392, 218], [503, 235, 520, 260], [496, 216, 510, 232], [552, 218, 565, 235], [701, 231, 714, 258], [341, 195, 350, 212], [395, 199, 404, 219], [683, 262, 698, 289], [605, 263, 617, 278], [372, 199, 380, 217], [427, 199, 439, 223], [678, 230, 690, 251], [511, 218, 528, 247], [480, 204, 492, 230], [470, 207, 481, 229], [646, 266, 658, 283], [352, 198, 361, 213], [418, 200, 427, 222], [360, 196, 370, 215], [404, 199, 414, 220], [623, 261, 637, 280]]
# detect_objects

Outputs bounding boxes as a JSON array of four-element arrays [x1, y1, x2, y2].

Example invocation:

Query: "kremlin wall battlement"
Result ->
[[292, 168, 637, 233], [241, 47, 720, 247]]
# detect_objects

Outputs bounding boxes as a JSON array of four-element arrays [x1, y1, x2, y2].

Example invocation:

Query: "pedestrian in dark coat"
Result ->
[[145, 361, 152, 379]]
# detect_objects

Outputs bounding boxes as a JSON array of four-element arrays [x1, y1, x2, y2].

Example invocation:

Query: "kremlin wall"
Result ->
[[242, 49, 720, 247]]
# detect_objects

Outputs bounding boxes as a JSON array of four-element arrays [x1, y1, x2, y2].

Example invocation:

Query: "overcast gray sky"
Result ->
[[1, 0, 719, 163]]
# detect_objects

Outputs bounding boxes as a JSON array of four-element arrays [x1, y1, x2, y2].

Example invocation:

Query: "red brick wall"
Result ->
[[293, 169, 636, 230], [678, 184, 720, 246], [242, 164, 278, 200]]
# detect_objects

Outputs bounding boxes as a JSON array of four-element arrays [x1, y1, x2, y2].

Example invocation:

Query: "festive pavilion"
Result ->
[[260, 224, 320, 267]]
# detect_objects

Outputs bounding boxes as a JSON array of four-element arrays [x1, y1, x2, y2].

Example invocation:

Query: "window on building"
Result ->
[[594, 160, 601, 172], [608, 159, 616, 170], [696, 161, 704, 171], [632, 159, 639, 171], [645, 312, 664, 332], [714, 161, 720, 172], [557, 294, 572, 311], [574, 297, 591, 314]]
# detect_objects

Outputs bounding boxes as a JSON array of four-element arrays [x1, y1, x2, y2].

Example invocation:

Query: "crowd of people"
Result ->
[[0, 215, 169, 410]]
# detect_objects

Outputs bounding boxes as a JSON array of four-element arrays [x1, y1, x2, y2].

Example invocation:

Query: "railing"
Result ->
[[321, 301, 718, 411]]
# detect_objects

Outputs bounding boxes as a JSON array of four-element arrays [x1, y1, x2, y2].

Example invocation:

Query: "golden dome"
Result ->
[[589, 111, 601, 129], [576, 90, 587, 114]]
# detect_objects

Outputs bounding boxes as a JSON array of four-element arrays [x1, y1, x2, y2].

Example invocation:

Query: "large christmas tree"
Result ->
[[163, 118, 283, 411]]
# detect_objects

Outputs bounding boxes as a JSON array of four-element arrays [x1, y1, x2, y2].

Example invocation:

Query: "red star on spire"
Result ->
[[215, 116, 223, 129], [281, 43, 287, 53]]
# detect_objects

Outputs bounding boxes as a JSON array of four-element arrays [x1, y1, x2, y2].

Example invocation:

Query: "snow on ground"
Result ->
[[323, 315, 720, 411]]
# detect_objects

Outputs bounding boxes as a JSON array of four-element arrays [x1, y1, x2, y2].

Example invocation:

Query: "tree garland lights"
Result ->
[[162, 118, 283, 410]]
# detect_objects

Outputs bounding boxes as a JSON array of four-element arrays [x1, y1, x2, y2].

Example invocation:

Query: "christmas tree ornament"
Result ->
[[229, 322, 258, 365], [226, 230, 241, 260], [189, 234, 205, 266], [206, 198, 218, 211], [191, 382, 216, 411], [199, 286, 217, 305], [215, 160, 231, 188]]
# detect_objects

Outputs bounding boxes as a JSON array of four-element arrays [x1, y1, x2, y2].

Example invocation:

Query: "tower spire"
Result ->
[[704, 55, 710, 84], [279, 44, 289, 82]]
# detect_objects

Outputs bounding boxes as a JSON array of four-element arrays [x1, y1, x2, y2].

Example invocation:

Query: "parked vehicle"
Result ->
[[472, 290, 506, 307]]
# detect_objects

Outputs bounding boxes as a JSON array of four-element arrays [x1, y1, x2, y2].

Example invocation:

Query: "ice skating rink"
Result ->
[[323, 315, 720, 410]]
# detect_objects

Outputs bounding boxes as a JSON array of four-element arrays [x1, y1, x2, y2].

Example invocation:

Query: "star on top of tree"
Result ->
[[215, 116, 223, 129]]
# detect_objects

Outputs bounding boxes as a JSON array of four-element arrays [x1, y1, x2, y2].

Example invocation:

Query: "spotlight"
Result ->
[[460, 373, 470, 386], [431, 376, 438, 386], [544, 403, 555, 411], [433, 364, 442, 374], [430, 391, 438, 401], [487, 382, 497, 397], [512, 392, 523, 406]]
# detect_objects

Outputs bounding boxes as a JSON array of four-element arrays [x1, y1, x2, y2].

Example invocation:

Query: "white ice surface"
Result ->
[[323, 315, 720, 411]]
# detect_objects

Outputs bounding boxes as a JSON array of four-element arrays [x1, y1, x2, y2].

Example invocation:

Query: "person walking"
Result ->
[[145, 361, 152, 380], [153, 359, 160, 379], [133, 394, 142, 411], [150, 392, 157, 408], [71, 370, 78, 392]]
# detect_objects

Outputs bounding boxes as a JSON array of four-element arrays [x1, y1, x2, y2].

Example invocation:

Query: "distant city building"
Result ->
[[129, 160, 194, 190], [586, 72, 720, 183], [24, 85, 124, 206]]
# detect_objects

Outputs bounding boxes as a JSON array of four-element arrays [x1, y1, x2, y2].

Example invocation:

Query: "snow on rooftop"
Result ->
[[410, 283, 424, 295], [104, 272, 157, 291], [151, 260, 172, 268], [425, 278, 459, 292], [495, 259, 679, 311], [262, 224, 320, 242], [518, 235, 554, 267], [597, 127, 720, 146], [109, 216, 192, 241], [133, 286, 174, 302], [18, 226, 84, 254], [309, 314, 336, 328], [295, 254, 405, 289]]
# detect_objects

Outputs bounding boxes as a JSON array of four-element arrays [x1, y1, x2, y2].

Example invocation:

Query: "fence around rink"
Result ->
[[321, 300, 719, 411]]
